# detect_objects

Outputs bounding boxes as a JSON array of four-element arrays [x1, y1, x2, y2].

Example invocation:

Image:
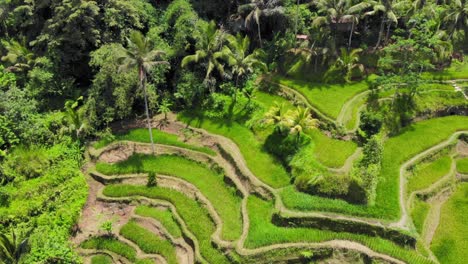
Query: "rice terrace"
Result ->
[[0, 0, 467, 263]]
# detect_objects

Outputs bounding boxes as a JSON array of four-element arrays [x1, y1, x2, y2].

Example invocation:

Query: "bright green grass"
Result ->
[[120, 220, 178, 264], [96, 154, 242, 240], [81, 237, 137, 261], [91, 255, 112, 264], [273, 76, 369, 119], [411, 199, 430, 234], [415, 91, 467, 114], [93, 128, 215, 155], [246, 196, 432, 264], [308, 129, 357, 168], [342, 92, 368, 131], [422, 60, 468, 80], [407, 156, 452, 193], [103, 185, 230, 264], [135, 205, 182, 238], [456, 158, 468, 174], [377, 116, 468, 219], [431, 183, 468, 264], [178, 113, 291, 188], [281, 116, 468, 219]]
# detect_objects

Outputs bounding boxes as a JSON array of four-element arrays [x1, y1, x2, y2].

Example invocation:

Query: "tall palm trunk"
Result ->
[[140, 67, 155, 154], [385, 21, 392, 43], [348, 19, 355, 50], [257, 20, 263, 48], [374, 18, 385, 50]]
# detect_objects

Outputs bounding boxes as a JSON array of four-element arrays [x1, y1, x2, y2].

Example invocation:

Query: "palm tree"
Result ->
[[221, 34, 267, 101], [286, 106, 318, 143], [312, 0, 372, 50], [237, 0, 285, 47], [1, 38, 35, 72], [261, 102, 290, 134], [118, 31, 169, 154], [365, 0, 400, 49], [442, 0, 468, 39], [63, 96, 88, 140], [0, 230, 28, 264], [287, 38, 331, 74], [181, 21, 226, 81], [326, 48, 364, 83]]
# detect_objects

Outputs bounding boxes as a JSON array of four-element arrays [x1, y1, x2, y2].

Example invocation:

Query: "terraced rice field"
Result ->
[[73, 109, 468, 263]]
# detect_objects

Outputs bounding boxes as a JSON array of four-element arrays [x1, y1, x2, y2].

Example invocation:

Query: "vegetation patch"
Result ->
[[93, 128, 215, 155], [273, 76, 369, 119], [97, 154, 243, 240], [135, 205, 182, 238], [456, 157, 468, 174], [103, 185, 230, 263], [407, 155, 453, 193], [431, 183, 468, 264], [81, 237, 137, 261], [120, 219, 178, 264]]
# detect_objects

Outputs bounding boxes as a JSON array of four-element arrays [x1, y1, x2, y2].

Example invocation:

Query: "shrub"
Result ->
[[100, 220, 114, 236], [359, 110, 383, 139], [147, 172, 157, 187]]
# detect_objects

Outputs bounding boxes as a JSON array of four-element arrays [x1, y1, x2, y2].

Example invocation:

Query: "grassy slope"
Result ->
[[81, 237, 137, 261], [178, 114, 291, 188], [456, 157, 468, 174], [273, 76, 369, 119], [103, 185, 230, 264], [431, 183, 468, 264], [308, 130, 357, 168], [407, 155, 452, 193], [281, 116, 468, 219], [135, 205, 182, 238], [246, 196, 432, 264], [91, 255, 113, 264], [93, 128, 215, 155], [120, 220, 178, 264], [96, 154, 242, 240], [422, 60, 468, 80], [411, 199, 430, 234]]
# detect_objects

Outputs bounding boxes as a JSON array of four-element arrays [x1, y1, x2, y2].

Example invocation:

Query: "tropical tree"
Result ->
[[286, 106, 318, 143], [1, 39, 35, 72], [312, 0, 372, 50], [261, 102, 290, 134], [365, 0, 400, 49], [181, 20, 226, 82], [118, 31, 169, 154], [237, 0, 285, 47], [0, 230, 28, 264], [63, 96, 88, 140], [158, 98, 172, 121], [221, 34, 267, 101], [442, 0, 468, 40], [287, 38, 331, 74], [325, 48, 364, 83]]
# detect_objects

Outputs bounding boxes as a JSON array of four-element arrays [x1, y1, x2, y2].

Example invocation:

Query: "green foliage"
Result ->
[[120, 220, 178, 264], [99, 220, 114, 237], [93, 128, 215, 155], [91, 255, 113, 264], [103, 185, 230, 263], [431, 183, 468, 264], [81, 237, 137, 261], [408, 155, 452, 193], [96, 154, 242, 240], [134, 205, 182, 238], [147, 172, 157, 187], [457, 158, 468, 174]]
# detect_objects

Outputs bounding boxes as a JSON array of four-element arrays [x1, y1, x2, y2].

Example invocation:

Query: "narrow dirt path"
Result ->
[[393, 131, 467, 230], [422, 188, 453, 245], [449, 80, 468, 100], [80, 116, 468, 264]]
